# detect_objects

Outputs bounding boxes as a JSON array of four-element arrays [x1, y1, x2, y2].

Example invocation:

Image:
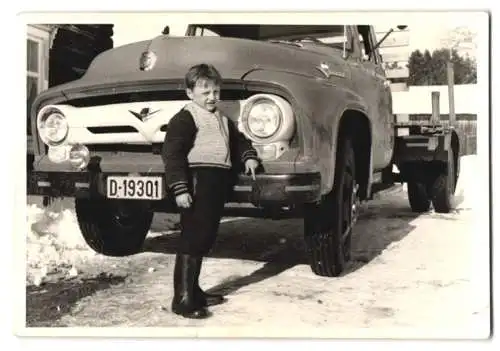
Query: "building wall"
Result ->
[[27, 24, 53, 161], [27, 25, 53, 130], [392, 84, 478, 115]]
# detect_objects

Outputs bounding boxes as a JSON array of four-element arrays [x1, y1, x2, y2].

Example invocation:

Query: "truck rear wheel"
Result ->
[[304, 138, 357, 277], [75, 197, 153, 256], [407, 181, 431, 212], [431, 149, 456, 213]]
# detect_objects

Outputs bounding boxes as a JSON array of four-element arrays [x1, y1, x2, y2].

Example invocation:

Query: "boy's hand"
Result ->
[[176, 193, 192, 208], [244, 159, 259, 180]]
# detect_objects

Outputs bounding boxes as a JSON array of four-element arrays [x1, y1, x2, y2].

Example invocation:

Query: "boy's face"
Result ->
[[186, 79, 221, 112]]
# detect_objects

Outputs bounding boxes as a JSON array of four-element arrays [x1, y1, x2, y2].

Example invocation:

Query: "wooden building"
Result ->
[[27, 24, 114, 164]]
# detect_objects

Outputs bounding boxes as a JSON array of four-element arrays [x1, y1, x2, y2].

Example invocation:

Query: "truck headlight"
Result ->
[[241, 94, 294, 143], [246, 99, 282, 138], [37, 107, 69, 146]]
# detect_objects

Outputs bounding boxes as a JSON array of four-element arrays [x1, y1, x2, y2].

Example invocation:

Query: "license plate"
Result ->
[[107, 176, 163, 200]]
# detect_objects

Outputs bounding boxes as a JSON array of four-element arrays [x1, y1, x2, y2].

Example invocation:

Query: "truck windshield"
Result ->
[[186, 24, 347, 49]]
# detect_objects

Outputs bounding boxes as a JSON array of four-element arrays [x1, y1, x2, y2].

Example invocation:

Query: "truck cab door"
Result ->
[[355, 25, 395, 169]]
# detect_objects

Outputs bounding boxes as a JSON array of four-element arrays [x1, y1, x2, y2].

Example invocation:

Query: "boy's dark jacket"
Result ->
[[161, 107, 259, 197]]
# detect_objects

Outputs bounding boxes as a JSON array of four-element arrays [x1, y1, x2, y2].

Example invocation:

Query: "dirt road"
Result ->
[[23, 156, 490, 338]]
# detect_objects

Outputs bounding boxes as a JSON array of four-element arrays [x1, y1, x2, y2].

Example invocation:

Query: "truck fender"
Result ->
[[242, 69, 373, 197], [328, 105, 374, 200]]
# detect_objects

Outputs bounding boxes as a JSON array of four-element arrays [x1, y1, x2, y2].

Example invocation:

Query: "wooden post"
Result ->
[[447, 61, 456, 125], [431, 91, 440, 124]]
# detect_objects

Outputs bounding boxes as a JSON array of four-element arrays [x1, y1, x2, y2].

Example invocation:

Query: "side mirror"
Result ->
[[162, 25, 170, 35], [373, 25, 408, 52]]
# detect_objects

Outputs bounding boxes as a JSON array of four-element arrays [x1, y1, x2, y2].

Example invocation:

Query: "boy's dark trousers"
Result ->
[[171, 167, 231, 319]]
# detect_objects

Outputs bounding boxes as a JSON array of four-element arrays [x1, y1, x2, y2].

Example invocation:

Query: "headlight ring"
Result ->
[[243, 98, 283, 140], [37, 106, 69, 146], [241, 94, 295, 143]]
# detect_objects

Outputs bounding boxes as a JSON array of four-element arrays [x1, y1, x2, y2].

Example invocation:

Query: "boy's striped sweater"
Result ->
[[161, 103, 259, 196]]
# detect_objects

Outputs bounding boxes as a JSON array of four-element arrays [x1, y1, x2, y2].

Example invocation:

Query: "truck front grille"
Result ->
[[87, 143, 163, 155], [87, 126, 139, 134]]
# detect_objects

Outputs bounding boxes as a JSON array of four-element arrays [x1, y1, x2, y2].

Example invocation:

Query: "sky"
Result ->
[[112, 21, 444, 50], [110, 14, 479, 59]]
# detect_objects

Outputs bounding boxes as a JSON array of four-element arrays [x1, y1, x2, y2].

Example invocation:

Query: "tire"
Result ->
[[431, 149, 456, 213], [75, 197, 154, 256], [407, 181, 431, 212], [304, 138, 357, 277]]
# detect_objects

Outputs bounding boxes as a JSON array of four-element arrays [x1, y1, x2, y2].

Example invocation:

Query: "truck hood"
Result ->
[[44, 35, 350, 95]]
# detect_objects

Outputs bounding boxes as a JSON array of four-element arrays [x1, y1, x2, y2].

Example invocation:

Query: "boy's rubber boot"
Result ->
[[194, 256, 226, 307], [171, 254, 210, 319]]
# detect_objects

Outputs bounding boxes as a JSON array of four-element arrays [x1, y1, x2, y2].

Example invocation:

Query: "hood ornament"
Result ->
[[129, 107, 161, 122], [139, 50, 157, 71], [316, 62, 346, 79]]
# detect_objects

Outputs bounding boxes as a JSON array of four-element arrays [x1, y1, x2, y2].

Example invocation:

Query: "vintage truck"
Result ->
[[28, 24, 460, 277]]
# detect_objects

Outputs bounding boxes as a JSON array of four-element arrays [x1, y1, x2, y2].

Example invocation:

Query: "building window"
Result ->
[[27, 39, 40, 135], [26, 26, 50, 136]]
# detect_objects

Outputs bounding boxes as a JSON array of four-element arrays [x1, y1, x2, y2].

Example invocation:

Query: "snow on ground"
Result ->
[[25, 155, 478, 283], [24, 155, 490, 336]]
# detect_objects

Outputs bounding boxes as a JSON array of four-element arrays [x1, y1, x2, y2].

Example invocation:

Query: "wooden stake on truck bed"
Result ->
[[447, 61, 456, 125], [431, 91, 440, 124]]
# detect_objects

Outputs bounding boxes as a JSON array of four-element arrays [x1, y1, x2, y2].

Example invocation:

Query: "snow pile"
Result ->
[[26, 200, 97, 285], [453, 155, 477, 210]]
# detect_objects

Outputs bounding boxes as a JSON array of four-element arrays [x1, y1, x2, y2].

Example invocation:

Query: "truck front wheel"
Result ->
[[304, 138, 358, 277], [75, 197, 153, 256]]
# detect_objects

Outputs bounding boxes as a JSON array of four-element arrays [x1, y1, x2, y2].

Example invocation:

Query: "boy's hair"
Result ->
[[184, 63, 223, 90]]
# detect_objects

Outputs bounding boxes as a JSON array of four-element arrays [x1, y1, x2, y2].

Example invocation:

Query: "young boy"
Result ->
[[161, 63, 260, 319]]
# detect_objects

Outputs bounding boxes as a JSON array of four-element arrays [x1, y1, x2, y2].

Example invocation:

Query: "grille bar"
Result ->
[[88, 143, 163, 154], [87, 126, 139, 134]]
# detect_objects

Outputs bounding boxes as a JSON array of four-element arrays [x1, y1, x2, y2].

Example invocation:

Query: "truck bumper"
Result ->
[[28, 152, 322, 209]]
